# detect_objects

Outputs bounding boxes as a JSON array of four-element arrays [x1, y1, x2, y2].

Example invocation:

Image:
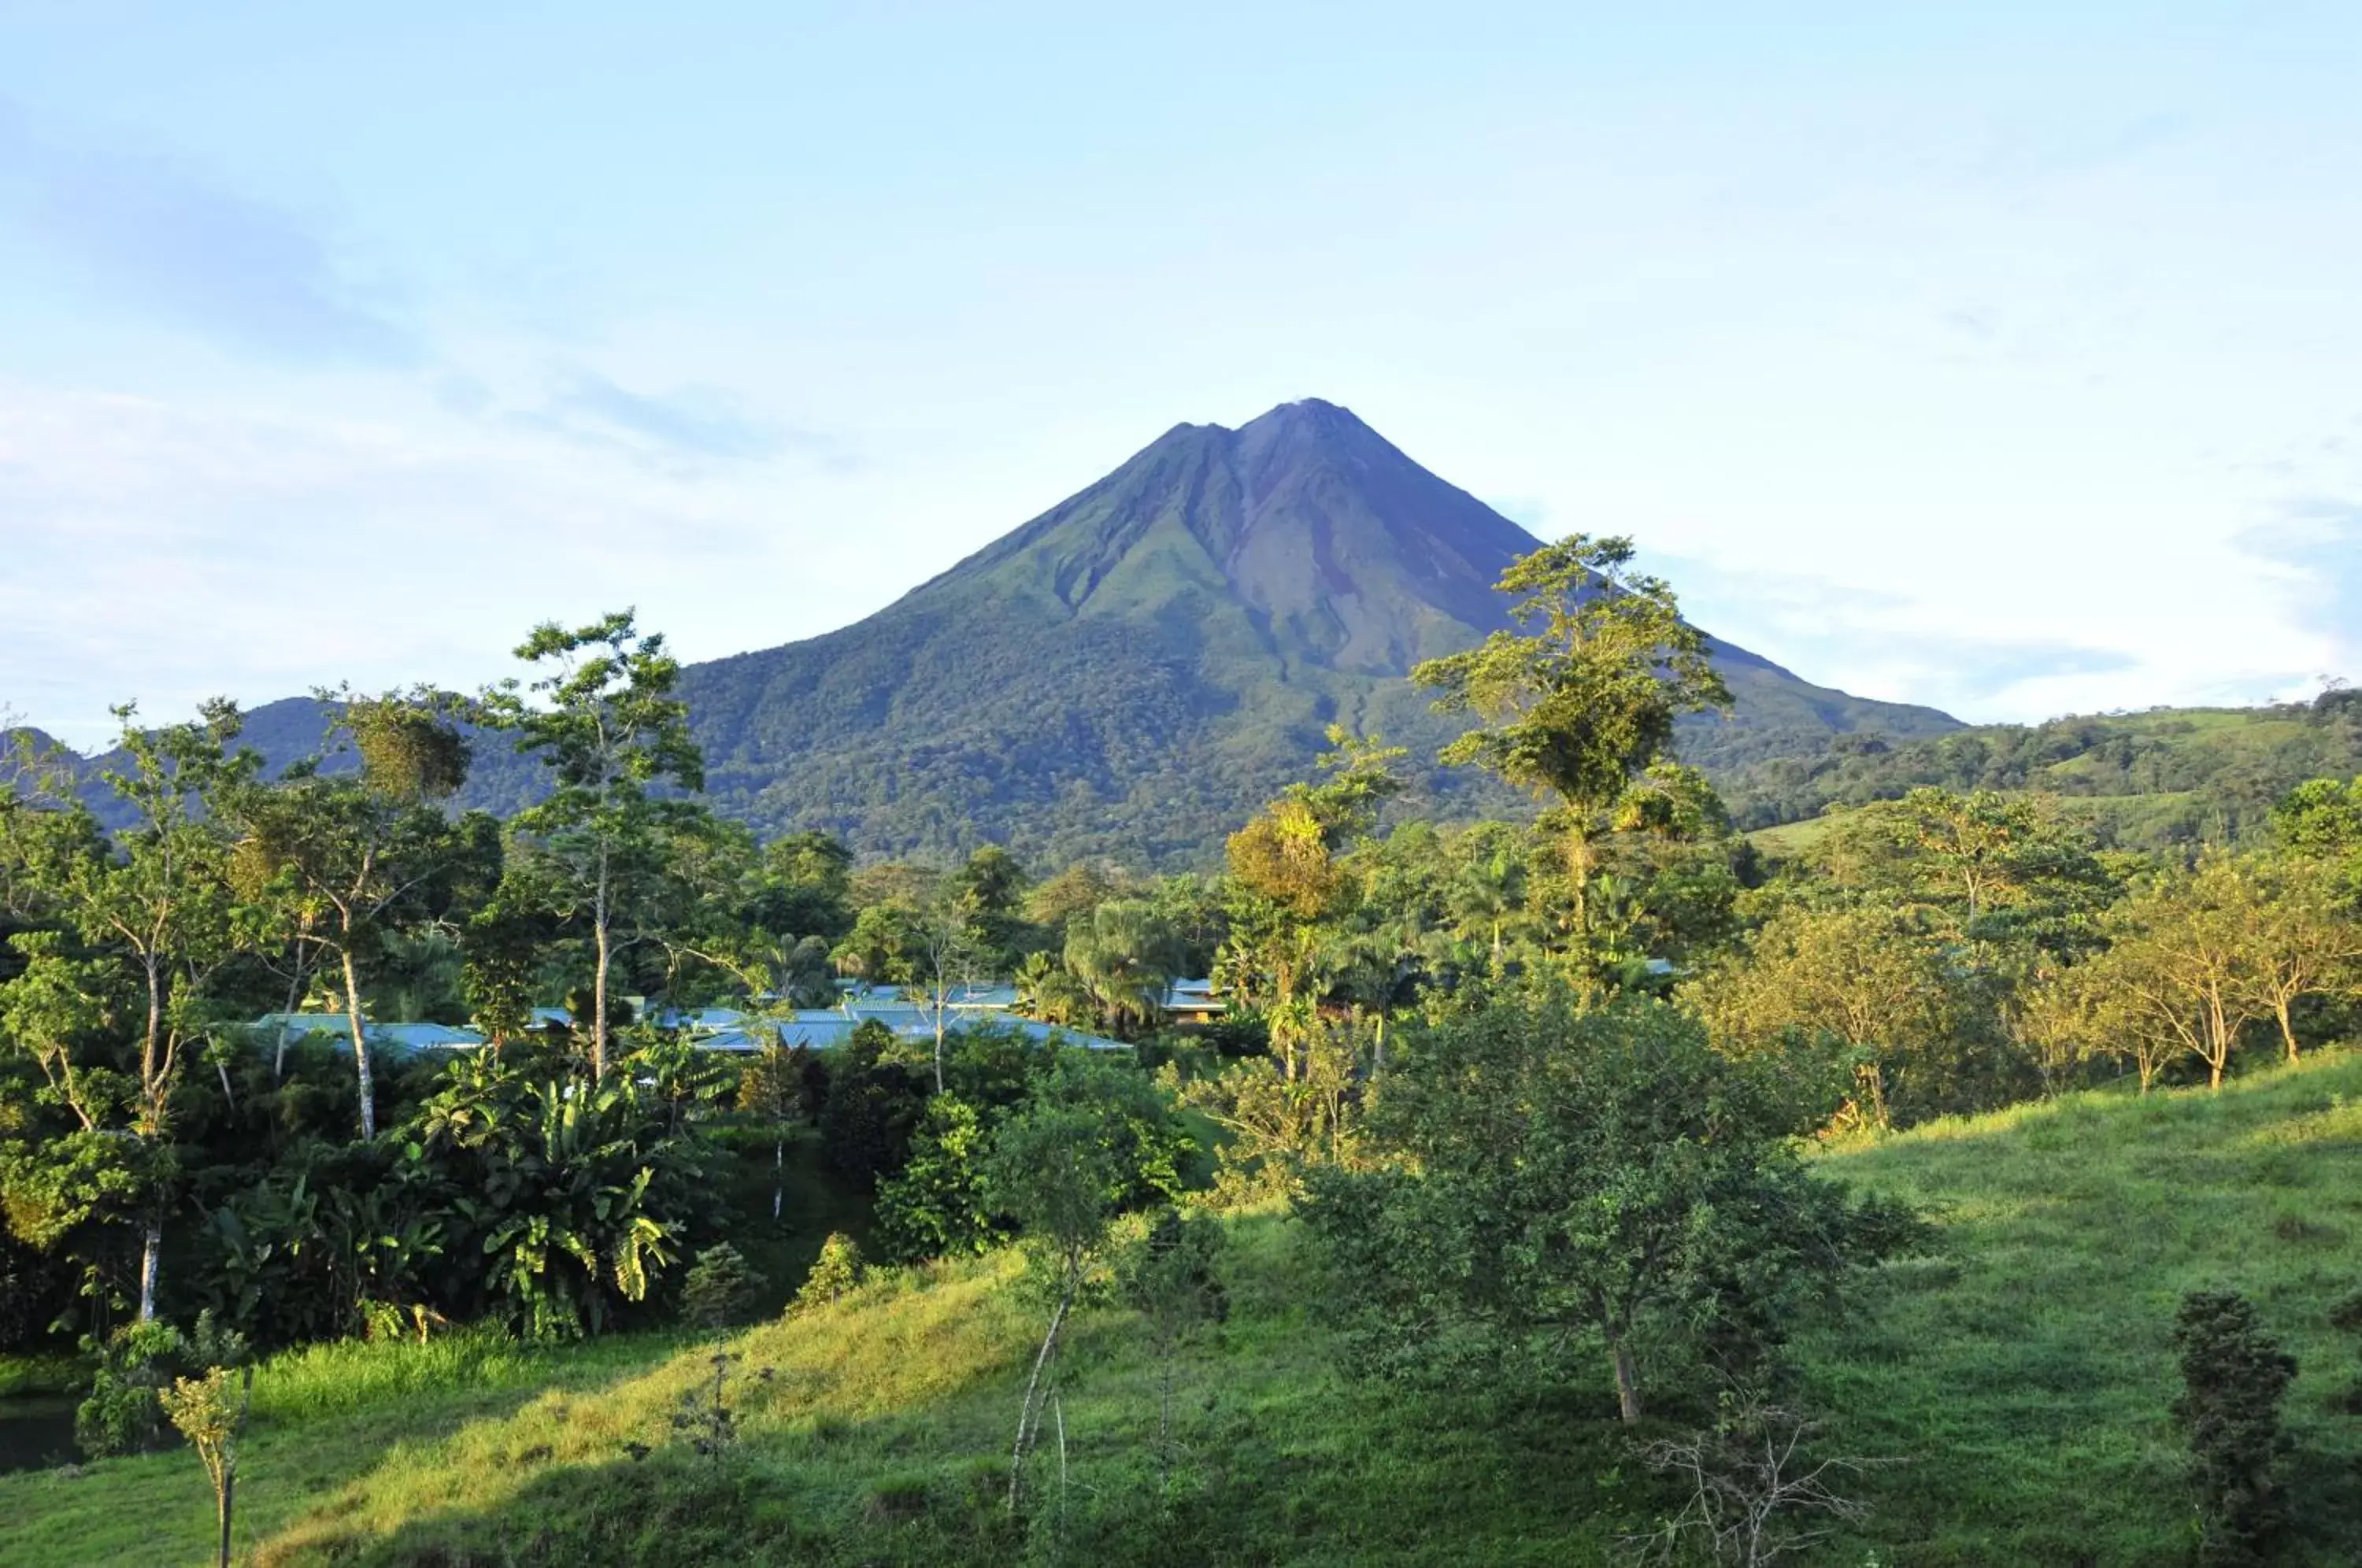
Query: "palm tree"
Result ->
[[1063, 900, 1178, 1037], [1449, 823, 1531, 971]]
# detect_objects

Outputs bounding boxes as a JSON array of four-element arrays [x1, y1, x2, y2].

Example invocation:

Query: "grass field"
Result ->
[[4, 1053, 2358, 1565], [1801, 1052, 2362, 1563]]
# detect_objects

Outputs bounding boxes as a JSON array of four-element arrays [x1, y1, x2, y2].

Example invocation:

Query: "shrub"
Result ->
[[874, 1096, 995, 1263], [2171, 1289, 2297, 1561], [679, 1244, 765, 1330], [76, 1320, 188, 1458], [74, 1311, 245, 1459], [2330, 1288, 2362, 1416], [792, 1233, 864, 1313]]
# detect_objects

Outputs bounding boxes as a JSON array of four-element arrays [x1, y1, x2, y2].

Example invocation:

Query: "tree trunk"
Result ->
[[143, 961, 164, 1109], [342, 946, 377, 1140], [2274, 997, 2301, 1064], [1854, 1060, 1890, 1130], [772, 1136, 784, 1223], [275, 918, 312, 1082], [1009, 1272, 1077, 1512], [1611, 1333, 1642, 1424], [1157, 1340, 1175, 1488], [1567, 824, 1597, 941], [593, 847, 612, 1080], [2203, 987, 2229, 1090], [218, 1365, 250, 1568], [138, 1222, 162, 1324]]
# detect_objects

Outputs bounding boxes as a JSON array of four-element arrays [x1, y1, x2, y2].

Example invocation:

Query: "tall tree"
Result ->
[[2273, 773, 2362, 908], [1412, 535, 1729, 935], [741, 830, 856, 946], [1063, 900, 1178, 1039], [483, 612, 705, 1078], [228, 691, 474, 1138], [1827, 786, 2116, 958], [1220, 727, 1402, 1045], [1, 703, 256, 1321], [1446, 820, 1532, 972], [953, 844, 1035, 970]]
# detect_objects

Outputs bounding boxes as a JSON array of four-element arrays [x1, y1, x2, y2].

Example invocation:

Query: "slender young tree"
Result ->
[[991, 1096, 1124, 1511], [985, 1062, 1182, 1512], [735, 1041, 808, 1222], [161, 1363, 254, 1568], [484, 612, 705, 1078], [906, 884, 985, 1093], [1116, 1207, 1227, 1488]]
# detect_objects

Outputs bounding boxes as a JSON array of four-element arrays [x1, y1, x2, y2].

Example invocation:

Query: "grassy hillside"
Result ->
[[1797, 1053, 2362, 1564], [6, 1055, 2359, 1565]]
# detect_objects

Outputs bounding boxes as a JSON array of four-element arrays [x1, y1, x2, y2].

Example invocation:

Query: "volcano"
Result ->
[[666, 399, 1958, 866]]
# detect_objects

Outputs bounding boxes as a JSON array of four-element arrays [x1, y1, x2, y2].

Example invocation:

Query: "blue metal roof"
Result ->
[[647, 1006, 748, 1031], [249, 1015, 486, 1053], [754, 1011, 1125, 1053]]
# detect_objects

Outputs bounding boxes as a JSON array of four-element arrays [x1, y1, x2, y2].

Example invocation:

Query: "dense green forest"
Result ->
[[5, 538, 2360, 1565]]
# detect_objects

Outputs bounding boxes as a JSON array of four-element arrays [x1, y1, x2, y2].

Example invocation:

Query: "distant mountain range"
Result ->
[[29, 400, 1964, 867]]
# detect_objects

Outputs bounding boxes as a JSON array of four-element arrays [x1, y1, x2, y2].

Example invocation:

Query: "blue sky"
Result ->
[[3, 2, 2358, 746]]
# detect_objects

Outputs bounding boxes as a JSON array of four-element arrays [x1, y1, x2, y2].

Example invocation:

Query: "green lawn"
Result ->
[[6, 1053, 2359, 1565]]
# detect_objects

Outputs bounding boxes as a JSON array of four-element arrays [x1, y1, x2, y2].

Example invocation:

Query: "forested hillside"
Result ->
[[1730, 690, 2362, 851]]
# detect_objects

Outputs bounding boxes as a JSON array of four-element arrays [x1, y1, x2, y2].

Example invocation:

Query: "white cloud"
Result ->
[[0, 384, 812, 745]]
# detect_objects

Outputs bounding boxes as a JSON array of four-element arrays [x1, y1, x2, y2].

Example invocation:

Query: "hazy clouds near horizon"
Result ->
[[2, 3, 2357, 745]]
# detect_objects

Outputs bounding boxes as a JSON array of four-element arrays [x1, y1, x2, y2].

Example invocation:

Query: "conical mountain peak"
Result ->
[[916, 400, 1542, 675], [670, 401, 1961, 866]]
